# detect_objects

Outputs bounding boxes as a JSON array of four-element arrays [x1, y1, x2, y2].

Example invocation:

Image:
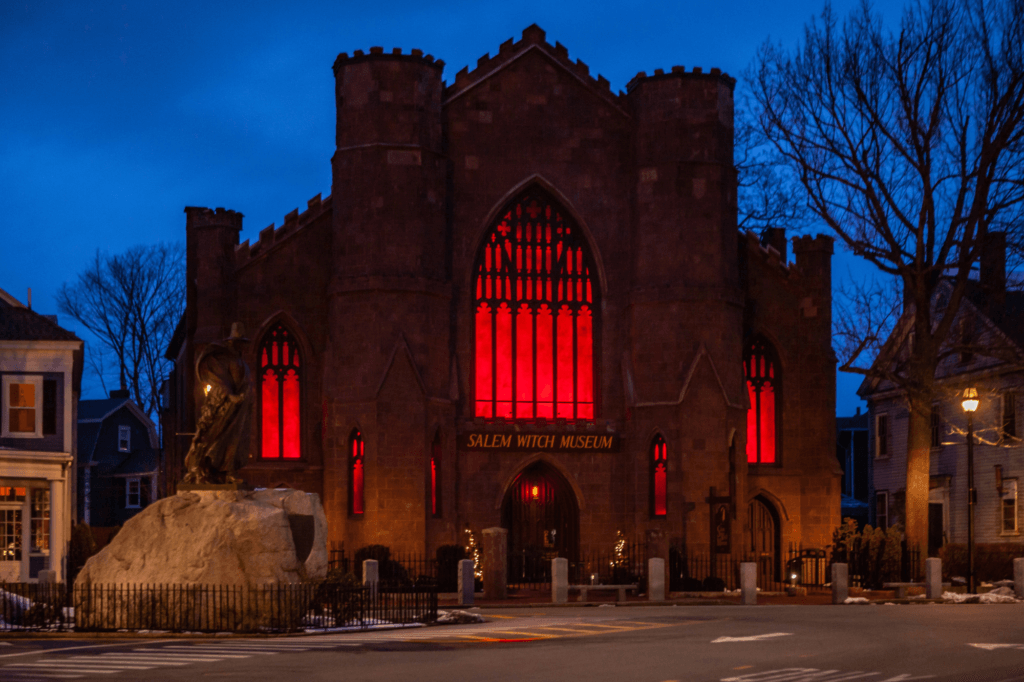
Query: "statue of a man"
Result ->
[[182, 323, 253, 485]]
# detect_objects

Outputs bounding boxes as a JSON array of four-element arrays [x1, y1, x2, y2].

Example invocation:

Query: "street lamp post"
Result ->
[[962, 388, 979, 594]]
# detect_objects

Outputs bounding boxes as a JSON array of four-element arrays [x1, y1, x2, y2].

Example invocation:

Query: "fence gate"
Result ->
[[748, 497, 779, 587]]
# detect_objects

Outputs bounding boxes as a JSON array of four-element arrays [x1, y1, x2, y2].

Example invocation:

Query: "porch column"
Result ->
[[50, 477, 65, 583]]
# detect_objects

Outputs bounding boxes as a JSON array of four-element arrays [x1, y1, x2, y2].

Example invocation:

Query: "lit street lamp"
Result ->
[[961, 388, 978, 594]]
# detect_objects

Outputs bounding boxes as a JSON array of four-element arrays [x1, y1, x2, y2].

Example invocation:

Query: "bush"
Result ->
[[938, 543, 1024, 582], [353, 544, 409, 585], [702, 576, 727, 592], [828, 522, 909, 589]]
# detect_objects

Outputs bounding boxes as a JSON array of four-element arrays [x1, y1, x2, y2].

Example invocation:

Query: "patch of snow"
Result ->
[[943, 590, 1020, 604], [598, 603, 615, 608], [843, 597, 870, 604], [436, 610, 486, 624]]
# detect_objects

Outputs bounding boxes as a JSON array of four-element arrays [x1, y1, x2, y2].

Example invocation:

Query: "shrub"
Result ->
[[353, 544, 409, 585], [938, 543, 1024, 582]]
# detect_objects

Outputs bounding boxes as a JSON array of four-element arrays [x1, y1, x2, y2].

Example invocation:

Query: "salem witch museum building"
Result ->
[[162, 25, 841, 577]]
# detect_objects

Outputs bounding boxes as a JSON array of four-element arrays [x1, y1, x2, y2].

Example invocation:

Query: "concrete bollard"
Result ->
[[831, 563, 848, 604], [363, 559, 379, 598], [458, 559, 475, 606], [740, 562, 757, 605], [926, 557, 942, 599], [482, 527, 508, 600], [552, 557, 569, 604], [1015, 558, 1024, 600], [648, 557, 665, 601]]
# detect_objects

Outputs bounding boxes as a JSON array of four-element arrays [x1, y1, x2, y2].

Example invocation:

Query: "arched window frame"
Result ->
[[430, 431, 442, 518], [650, 434, 667, 518], [472, 187, 600, 421], [745, 337, 781, 465], [349, 429, 364, 516], [258, 324, 302, 460]]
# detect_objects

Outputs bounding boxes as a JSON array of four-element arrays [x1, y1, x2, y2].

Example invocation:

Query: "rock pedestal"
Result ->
[[76, 489, 328, 587]]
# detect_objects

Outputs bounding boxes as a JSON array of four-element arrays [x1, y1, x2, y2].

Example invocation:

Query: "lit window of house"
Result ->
[[3, 375, 42, 438], [118, 425, 131, 452], [30, 489, 49, 552]]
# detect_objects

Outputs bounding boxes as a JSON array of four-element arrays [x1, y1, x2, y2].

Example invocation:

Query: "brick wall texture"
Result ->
[[162, 26, 840, 564]]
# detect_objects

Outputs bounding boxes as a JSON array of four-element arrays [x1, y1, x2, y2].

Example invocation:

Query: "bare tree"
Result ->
[[57, 243, 185, 419], [748, 0, 1024, 560]]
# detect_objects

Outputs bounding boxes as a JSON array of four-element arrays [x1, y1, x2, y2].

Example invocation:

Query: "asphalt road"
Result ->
[[2, 604, 1024, 681]]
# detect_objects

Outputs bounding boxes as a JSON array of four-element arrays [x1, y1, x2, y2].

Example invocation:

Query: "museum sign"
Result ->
[[459, 431, 620, 453]]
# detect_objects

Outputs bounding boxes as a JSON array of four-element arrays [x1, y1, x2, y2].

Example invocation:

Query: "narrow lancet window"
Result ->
[[745, 337, 780, 464], [349, 430, 364, 516], [651, 434, 667, 517], [260, 324, 301, 459]]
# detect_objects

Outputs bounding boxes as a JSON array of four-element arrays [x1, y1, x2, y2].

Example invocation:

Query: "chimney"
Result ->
[[981, 231, 1006, 320], [109, 389, 130, 400]]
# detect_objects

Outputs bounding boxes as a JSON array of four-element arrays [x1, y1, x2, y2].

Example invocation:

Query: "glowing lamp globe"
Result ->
[[961, 388, 979, 413]]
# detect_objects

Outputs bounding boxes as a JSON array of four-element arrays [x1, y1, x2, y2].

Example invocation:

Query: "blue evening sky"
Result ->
[[1, 0, 905, 414]]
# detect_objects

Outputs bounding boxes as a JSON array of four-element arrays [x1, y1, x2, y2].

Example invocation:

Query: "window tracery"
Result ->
[[745, 337, 780, 464], [259, 324, 301, 459]]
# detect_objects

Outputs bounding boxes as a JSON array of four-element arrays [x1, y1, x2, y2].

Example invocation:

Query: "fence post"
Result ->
[[363, 559, 379, 597], [482, 527, 508, 600], [458, 559, 475, 606], [551, 558, 569, 604], [740, 562, 757, 605], [925, 557, 942, 599], [1014, 558, 1024, 600], [648, 557, 665, 601], [831, 563, 848, 604]]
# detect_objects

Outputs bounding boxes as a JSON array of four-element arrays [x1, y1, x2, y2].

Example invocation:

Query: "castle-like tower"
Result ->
[[164, 25, 839, 580]]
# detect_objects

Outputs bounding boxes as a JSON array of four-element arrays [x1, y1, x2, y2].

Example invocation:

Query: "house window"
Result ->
[[0, 508, 22, 562], [875, 491, 889, 529], [42, 380, 57, 435], [1002, 479, 1018, 534], [30, 489, 49, 552], [745, 337, 780, 464], [876, 414, 890, 458], [118, 425, 131, 452], [349, 430, 364, 516], [126, 478, 141, 508], [2, 375, 43, 438], [259, 324, 302, 459], [1003, 393, 1016, 440], [430, 432, 442, 518], [473, 188, 598, 420], [650, 434, 667, 518], [931, 408, 941, 448]]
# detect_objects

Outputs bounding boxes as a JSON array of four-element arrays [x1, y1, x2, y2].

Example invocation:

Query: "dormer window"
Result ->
[[118, 425, 131, 453]]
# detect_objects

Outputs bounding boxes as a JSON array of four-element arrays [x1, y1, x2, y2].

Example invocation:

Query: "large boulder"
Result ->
[[76, 488, 328, 588]]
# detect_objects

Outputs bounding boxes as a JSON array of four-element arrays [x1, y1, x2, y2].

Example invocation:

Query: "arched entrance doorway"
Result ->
[[748, 496, 781, 587], [501, 462, 580, 584]]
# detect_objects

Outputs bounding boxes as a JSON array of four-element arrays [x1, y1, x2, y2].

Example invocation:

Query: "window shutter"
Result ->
[[42, 380, 57, 435]]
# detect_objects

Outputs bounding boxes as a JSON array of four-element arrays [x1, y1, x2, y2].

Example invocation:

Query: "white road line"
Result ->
[[5, 663, 126, 674], [968, 643, 1024, 650], [160, 646, 272, 655], [713, 632, 794, 643]]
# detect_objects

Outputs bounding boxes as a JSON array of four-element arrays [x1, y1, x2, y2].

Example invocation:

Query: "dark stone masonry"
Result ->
[[162, 25, 840, 575]]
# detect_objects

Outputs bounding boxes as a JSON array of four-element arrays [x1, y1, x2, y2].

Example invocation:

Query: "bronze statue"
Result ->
[[182, 323, 253, 485]]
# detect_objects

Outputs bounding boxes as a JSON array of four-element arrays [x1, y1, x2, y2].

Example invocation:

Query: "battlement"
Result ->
[[792, 234, 834, 254], [744, 230, 792, 273], [184, 206, 243, 232], [235, 193, 332, 266], [625, 65, 736, 94], [332, 47, 444, 76], [443, 24, 621, 107]]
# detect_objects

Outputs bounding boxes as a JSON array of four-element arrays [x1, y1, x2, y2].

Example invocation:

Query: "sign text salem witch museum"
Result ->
[[459, 431, 620, 453]]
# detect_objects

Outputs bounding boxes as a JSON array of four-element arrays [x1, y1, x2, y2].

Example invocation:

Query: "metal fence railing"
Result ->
[[328, 545, 440, 587], [0, 582, 438, 633]]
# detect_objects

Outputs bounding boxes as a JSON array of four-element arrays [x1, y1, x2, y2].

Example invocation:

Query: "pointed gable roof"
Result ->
[[443, 24, 627, 116]]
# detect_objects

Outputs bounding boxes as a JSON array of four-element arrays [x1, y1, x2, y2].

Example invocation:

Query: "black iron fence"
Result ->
[[570, 541, 647, 587], [328, 544, 439, 587], [0, 582, 437, 633]]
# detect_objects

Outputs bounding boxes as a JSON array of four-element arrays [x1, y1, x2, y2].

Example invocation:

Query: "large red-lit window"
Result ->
[[349, 430, 364, 516], [474, 189, 598, 420], [259, 324, 301, 459], [745, 337, 780, 464], [430, 432, 441, 518], [651, 434, 667, 518]]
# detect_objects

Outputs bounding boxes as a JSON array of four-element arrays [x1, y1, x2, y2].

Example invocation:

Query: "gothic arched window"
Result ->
[[349, 429, 364, 516], [745, 337, 780, 464], [430, 432, 441, 518], [474, 188, 598, 420], [259, 324, 301, 459], [651, 434, 667, 518]]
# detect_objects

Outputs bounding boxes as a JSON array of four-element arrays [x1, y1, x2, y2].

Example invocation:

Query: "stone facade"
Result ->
[[162, 25, 840, 571]]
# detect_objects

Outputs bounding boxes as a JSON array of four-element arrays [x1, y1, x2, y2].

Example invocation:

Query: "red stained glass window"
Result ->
[[651, 434, 667, 517], [350, 430, 364, 515], [744, 337, 780, 464], [259, 325, 301, 459], [430, 432, 441, 517], [474, 189, 598, 420]]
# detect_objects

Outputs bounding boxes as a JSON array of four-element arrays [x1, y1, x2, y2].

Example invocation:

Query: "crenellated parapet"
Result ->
[[332, 46, 444, 76], [442, 24, 622, 110], [625, 65, 736, 93], [235, 193, 332, 268]]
